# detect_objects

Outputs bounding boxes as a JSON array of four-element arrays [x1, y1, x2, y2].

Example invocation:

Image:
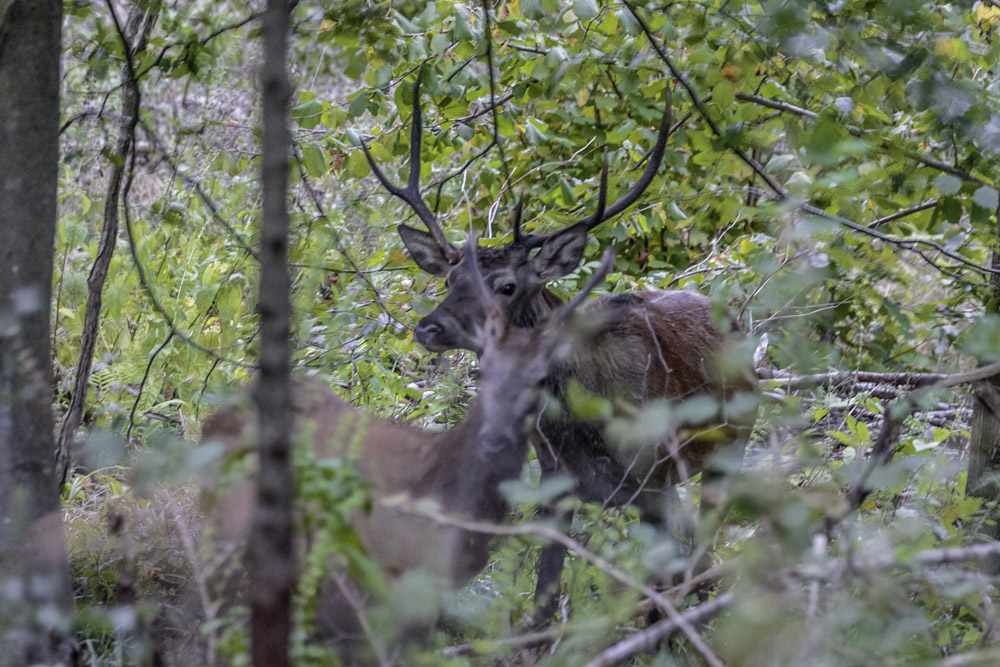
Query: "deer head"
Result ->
[[362, 67, 672, 355]]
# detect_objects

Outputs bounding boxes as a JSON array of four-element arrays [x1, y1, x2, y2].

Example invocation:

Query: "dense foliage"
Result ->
[[44, 0, 1000, 664]]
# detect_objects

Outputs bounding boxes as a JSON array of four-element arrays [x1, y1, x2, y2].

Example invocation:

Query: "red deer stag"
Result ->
[[200, 238, 615, 659], [362, 71, 758, 625]]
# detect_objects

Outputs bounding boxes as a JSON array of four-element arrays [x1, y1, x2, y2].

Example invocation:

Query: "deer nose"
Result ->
[[414, 320, 442, 345]]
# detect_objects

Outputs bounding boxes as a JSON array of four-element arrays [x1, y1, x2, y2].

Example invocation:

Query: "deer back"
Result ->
[[200, 379, 487, 584], [535, 290, 756, 505]]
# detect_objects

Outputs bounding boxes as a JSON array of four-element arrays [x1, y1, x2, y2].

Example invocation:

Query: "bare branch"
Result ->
[[736, 91, 990, 188], [760, 363, 1000, 391], [583, 592, 736, 667], [800, 203, 1000, 277], [868, 199, 939, 229]]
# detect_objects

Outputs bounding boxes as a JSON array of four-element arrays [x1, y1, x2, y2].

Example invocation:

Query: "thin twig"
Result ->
[[126, 330, 174, 442], [867, 199, 939, 229], [481, 0, 513, 189]]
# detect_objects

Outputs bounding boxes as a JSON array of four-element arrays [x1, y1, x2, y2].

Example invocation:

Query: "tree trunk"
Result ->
[[251, 1, 295, 665], [968, 205, 1000, 574], [0, 0, 73, 662]]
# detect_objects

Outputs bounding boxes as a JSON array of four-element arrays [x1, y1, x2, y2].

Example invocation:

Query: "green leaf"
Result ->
[[452, 5, 474, 41], [526, 118, 547, 145], [343, 52, 367, 80], [210, 150, 233, 176], [302, 143, 327, 178], [521, 0, 545, 20], [565, 380, 612, 419], [430, 33, 449, 55], [346, 150, 370, 179], [573, 0, 599, 22], [616, 8, 641, 35], [619, 70, 640, 96], [559, 177, 575, 206], [712, 80, 735, 109], [973, 186, 998, 211], [939, 196, 962, 223], [348, 93, 368, 118], [291, 99, 324, 130], [932, 173, 962, 196]]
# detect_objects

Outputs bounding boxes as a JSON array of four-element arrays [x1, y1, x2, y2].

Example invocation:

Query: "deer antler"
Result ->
[[361, 65, 460, 264], [519, 85, 672, 249], [462, 232, 490, 304]]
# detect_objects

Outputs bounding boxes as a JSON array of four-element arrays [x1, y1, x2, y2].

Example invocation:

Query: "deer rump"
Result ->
[[533, 289, 756, 519]]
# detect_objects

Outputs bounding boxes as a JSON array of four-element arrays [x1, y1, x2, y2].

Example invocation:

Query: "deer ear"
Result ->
[[398, 224, 453, 276], [530, 223, 588, 280]]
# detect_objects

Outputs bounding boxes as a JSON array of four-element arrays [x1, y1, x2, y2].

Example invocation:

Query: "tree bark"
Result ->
[[968, 203, 1000, 575], [251, 1, 295, 665], [0, 0, 73, 662], [55, 0, 161, 488]]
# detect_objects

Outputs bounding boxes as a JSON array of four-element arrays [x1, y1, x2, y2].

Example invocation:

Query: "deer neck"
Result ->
[[509, 288, 562, 329], [442, 375, 538, 523]]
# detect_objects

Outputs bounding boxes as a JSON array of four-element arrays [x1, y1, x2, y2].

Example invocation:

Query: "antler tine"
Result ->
[[593, 149, 608, 224], [509, 190, 526, 244], [463, 232, 491, 304], [589, 83, 672, 227], [360, 65, 460, 263], [522, 85, 672, 249], [406, 64, 426, 196], [557, 249, 615, 324]]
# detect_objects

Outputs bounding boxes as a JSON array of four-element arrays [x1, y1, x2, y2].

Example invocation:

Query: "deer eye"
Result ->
[[497, 283, 516, 296]]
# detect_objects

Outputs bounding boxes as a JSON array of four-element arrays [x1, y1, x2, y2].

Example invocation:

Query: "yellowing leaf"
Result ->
[[934, 36, 955, 57], [721, 64, 742, 82], [976, 4, 1000, 24]]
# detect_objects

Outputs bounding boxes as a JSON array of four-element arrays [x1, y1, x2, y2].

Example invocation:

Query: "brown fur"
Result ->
[[399, 226, 758, 622], [198, 271, 599, 656]]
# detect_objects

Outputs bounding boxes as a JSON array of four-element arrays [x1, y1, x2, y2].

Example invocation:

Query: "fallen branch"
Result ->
[[583, 592, 736, 667], [843, 362, 1000, 510], [759, 363, 1000, 391], [795, 542, 1000, 583]]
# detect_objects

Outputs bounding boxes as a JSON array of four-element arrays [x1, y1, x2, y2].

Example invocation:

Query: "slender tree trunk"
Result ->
[[251, 1, 295, 664], [968, 203, 1000, 574], [55, 0, 161, 488], [0, 0, 73, 662]]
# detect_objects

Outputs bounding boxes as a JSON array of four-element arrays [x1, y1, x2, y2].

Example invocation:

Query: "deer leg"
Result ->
[[530, 458, 573, 629], [532, 540, 568, 629]]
